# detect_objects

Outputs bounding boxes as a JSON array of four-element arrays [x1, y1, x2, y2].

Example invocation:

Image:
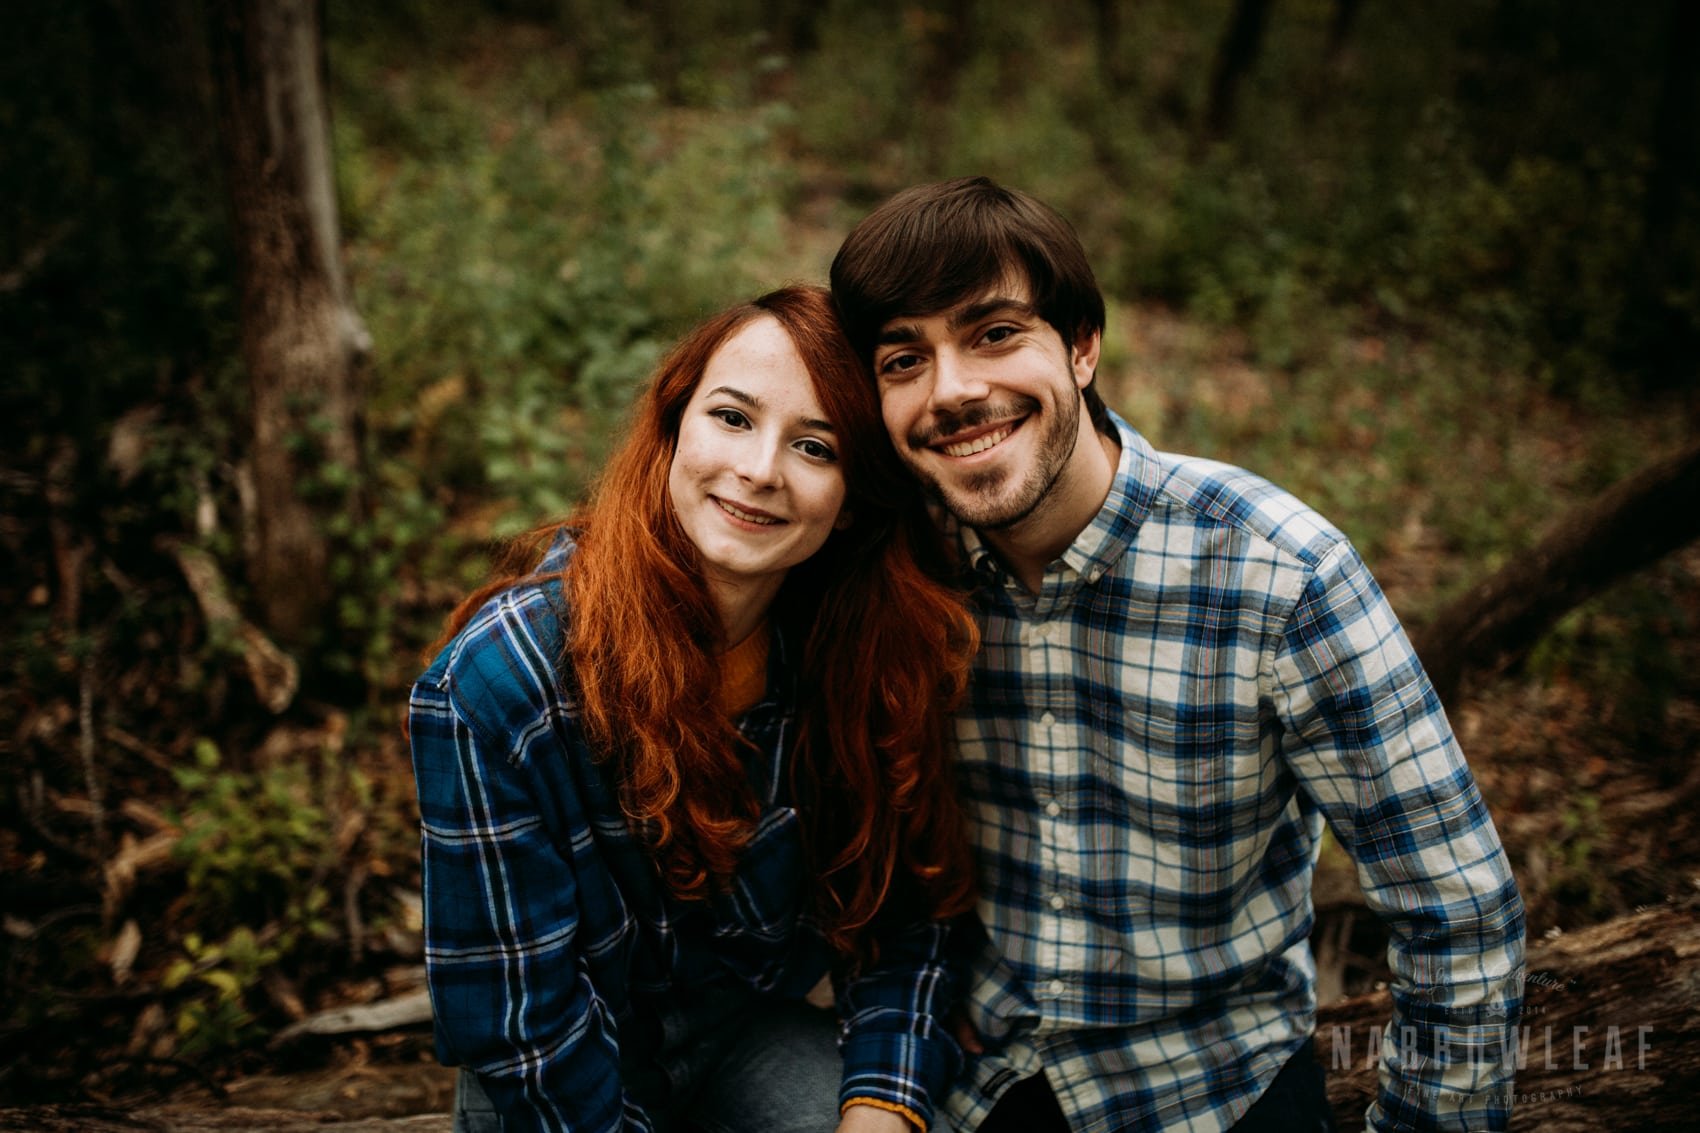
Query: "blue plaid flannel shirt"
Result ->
[[409, 533, 961, 1132], [944, 412, 1525, 1133]]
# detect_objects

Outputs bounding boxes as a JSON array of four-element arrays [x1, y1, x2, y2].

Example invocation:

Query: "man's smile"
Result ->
[[912, 401, 1038, 459], [937, 420, 1021, 458]]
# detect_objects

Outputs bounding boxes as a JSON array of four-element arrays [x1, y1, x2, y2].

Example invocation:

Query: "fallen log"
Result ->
[[1320, 897, 1700, 1130]]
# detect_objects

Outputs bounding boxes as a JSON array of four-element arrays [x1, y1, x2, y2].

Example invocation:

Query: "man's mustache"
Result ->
[[907, 396, 1040, 450]]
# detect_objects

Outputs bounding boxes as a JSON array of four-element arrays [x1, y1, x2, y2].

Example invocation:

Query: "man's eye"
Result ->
[[982, 325, 1017, 345], [879, 353, 922, 376]]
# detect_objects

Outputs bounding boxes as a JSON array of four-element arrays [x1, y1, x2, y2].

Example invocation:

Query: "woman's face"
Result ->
[[667, 315, 850, 608]]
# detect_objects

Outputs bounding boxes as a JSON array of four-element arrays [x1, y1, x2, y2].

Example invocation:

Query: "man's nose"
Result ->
[[928, 349, 990, 413]]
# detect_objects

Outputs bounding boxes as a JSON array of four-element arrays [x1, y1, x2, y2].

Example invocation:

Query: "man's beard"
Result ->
[[906, 391, 1081, 532]]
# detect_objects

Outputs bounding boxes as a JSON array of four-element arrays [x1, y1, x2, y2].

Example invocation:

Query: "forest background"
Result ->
[[3, 0, 1698, 1113]]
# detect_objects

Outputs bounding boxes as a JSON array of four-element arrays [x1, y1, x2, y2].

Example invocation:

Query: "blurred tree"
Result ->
[[207, 0, 368, 654], [630, 0, 684, 102], [1622, 0, 1700, 384], [765, 0, 822, 56], [1322, 0, 1363, 75], [917, 0, 977, 167], [1203, 0, 1274, 140], [1089, 0, 1127, 91]]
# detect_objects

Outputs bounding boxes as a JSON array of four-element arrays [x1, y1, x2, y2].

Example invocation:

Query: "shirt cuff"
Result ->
[[838, 1021, 951, 1133], [842, 1097, 927, 1132]]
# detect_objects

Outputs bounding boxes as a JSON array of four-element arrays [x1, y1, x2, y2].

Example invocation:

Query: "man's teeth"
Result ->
[[719, 500, 779, 525], [941, 424, 1014, 458]]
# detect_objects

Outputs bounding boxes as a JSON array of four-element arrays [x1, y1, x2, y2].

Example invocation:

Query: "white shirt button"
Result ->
[[1034, 622, 1052, 639], [1045, 801, 1062, 817], [1040, 711, 1056, 728], [1048, 979, 1066, 995], [1049, 894, 1066, 910]]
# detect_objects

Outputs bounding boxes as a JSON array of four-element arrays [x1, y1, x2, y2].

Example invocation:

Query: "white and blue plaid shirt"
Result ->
[[944, 412, 1525, 1133]]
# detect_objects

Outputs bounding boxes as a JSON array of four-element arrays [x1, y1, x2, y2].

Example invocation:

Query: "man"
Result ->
[[829, 177, 1525, 1132]]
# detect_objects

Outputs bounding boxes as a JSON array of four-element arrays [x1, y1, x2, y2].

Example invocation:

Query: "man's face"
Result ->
[[871, 283, 1100, 532]]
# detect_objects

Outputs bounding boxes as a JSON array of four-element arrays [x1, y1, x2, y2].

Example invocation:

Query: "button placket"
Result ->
[[1026, 611, 1076, 1009]]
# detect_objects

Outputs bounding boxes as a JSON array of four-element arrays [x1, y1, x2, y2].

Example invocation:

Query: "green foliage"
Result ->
[[161, 927, 290, 1058], [169, 740, 340, 938], [157, 736, 393, 1058]]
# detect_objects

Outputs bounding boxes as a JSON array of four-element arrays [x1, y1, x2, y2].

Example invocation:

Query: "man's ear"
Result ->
[[1071, 329, 1102, 390]]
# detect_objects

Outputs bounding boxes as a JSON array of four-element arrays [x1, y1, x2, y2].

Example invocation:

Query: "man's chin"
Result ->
[[936, 485, 1042, 533], [907, 463, 1034, 530]]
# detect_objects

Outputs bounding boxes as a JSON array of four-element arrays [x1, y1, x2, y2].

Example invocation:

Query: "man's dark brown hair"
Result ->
[[829, 176, 1109, 430]]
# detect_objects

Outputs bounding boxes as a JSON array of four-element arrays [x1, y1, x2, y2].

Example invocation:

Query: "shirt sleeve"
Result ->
[[1272, 542, 1526, 1132], [835, 915, 964, 1132], [410, 664, 644, 1133]]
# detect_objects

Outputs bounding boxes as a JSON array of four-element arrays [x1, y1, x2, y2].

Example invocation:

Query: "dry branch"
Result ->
[[268, 989, 434, 1046], [167, 540, 299, 713]]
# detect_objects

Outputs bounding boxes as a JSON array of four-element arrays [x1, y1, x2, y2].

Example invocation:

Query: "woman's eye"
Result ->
[[795, 438, 837, 462], [711, 408, 750, 428]]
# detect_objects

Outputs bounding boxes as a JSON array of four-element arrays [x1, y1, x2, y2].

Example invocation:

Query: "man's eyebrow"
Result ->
[[947, 296, 1038, 332], [875, 297, 1040, 346], [703, 385, 834, 432]]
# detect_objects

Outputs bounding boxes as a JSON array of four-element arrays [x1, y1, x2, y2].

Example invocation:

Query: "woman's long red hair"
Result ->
[[434, 286, 978, 959]]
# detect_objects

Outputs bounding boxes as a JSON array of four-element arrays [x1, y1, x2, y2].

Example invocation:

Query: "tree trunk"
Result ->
[[1411, 439, 1700, 707], [1639, 0, 1698, 270], [1320, 899, 1700, 1130], [1089, 0, 1126, 90], [626, 0, 683, 102], [208, 0, 367, 653], [1322, 0, 1363, 74], [1618, 0, 1700, 384], [1202, 0, 1274, 140], [763, 0, 821, 57]]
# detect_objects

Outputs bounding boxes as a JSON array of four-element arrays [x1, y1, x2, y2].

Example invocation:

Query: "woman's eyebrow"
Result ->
[[703, 384, 759, 407], [703, 385, 834, 432]]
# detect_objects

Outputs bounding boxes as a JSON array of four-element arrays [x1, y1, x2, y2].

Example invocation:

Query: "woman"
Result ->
[[409, 286, 979, 1133]]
